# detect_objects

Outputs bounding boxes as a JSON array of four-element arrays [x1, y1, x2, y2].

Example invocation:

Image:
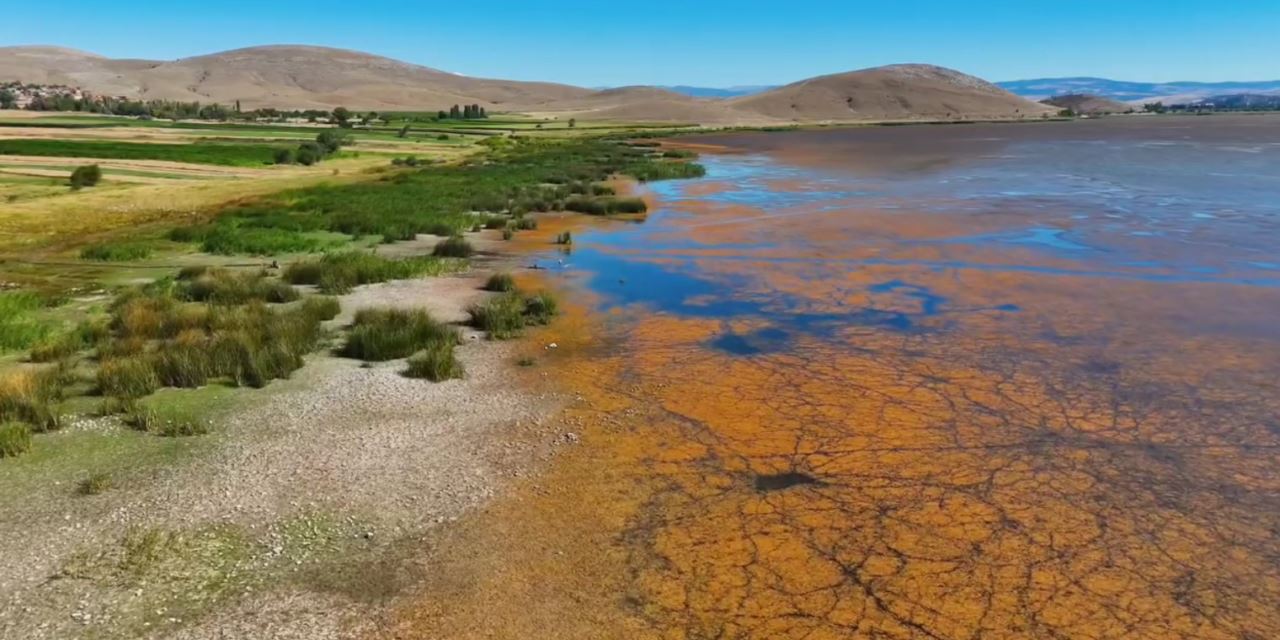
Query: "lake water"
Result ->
[[404, 116, 1280, 639]]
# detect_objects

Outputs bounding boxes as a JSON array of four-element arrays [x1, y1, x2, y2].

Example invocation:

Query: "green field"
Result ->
[[0, 139, 291, 166]]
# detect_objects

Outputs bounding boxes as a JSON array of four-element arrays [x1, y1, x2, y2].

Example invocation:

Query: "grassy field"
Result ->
[[0, 139, 293, 166]]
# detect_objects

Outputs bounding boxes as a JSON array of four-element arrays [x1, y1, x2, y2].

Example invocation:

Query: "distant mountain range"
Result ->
[[660, 85, 777, 99], [998, 77, 1280, 102]]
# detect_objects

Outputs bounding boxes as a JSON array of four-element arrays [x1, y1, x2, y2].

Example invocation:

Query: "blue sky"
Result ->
[[6, 0, 1278, 86]]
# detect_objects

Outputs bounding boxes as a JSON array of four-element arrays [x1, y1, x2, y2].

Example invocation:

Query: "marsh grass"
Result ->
[[403, 343, 464, 382], [467, 289, 559, 340], [484, 273, 516, 292], [78, 472, 112, 495], [79, 242, 154, 262], [432, 236, 474, 258], [554, 231, 573, 245], [0, 291, 53, 352], [564, 196, 647, 216], [284, 252, 456, 294], [0, 422, 32, 458], [0, 368, 64, 432], [95, 274, 332, 399], [340, 308, 457, 362]]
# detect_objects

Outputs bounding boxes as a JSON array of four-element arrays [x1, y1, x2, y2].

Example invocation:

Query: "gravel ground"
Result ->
[[0, 267, 572, 640]]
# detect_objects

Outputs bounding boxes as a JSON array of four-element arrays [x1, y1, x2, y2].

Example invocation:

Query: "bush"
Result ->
[[432, 236, 474, 258], [0, 422, 32, 458], [273, 148, 295, 165], [296, 142, 322, 166], [484, 272, 516, 292], [403, 343, 464, 382], [80, 242, 153, 262], [69, 164, 102, 189], [502, 227, 514, 241], [524, 291, 559, 325], [181, 269, 299, 305], [340, 308, 457, 362]]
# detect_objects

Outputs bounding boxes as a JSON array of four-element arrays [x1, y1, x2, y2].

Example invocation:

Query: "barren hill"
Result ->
[[1041, 93, 1131, 114], [730, 64, 1054, 122], [1, 46, 1054, 124], [0, 44, 591, 111]]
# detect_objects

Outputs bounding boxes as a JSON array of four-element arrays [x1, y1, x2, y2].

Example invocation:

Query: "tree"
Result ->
[[449, 104, 461, 119], [568, 118, 577, 128], [69, 164, 102, 189], [235, 99, 241, 113], [273, 148, 295, 164], [397, 124, 410, 138], [332, 106, 351, 124], [296, 142, 323, 166], [316, 129, 353, 154], [0, 89, 15, 110]]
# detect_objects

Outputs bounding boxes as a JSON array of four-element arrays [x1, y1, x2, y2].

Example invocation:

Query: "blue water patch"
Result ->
[[709, 327, 792, 356]]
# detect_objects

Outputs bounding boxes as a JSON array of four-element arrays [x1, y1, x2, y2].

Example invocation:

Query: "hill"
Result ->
[[1041, 93, 1131, 114], [729, 64, 1053, 122], [1, 46, 1054, 124], [1000, 77, 1280, 102], [0, 44, 591, 111]]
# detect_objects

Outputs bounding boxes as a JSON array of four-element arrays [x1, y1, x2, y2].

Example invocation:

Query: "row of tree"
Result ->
[[275, 129, 354, 166], [439, 104, 488, 120]]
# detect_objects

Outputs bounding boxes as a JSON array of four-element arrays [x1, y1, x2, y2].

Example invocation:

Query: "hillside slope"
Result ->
[[730, 64, 1054, 122], [0, 45, 591, 110], [1041, 93, 1131, 114]]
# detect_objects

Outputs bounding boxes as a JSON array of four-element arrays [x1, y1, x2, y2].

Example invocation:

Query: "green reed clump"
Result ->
[[433, 236, 474, 258], [403, 343, 464, 382], [181, 269, 299, 304], [28, 317, 108, 363], [80, 241, 154, 262], [124, 406, 209, 437], [340, 308, 457, 362], [0, 422, 32, 458], [300, 296, 341, 321], [284, 251, 458, 294], [98, 356, 161, 399], [554, 231, 573, 245], [512, 217, 538, 230], [467, 289, 560, 340], [0, 291, 53, 353], [564, 197, 647, 216], [484, 272, 516, 292]]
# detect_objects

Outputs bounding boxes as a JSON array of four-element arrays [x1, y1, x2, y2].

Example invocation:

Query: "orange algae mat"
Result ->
[[386, 117, 1280, 639]]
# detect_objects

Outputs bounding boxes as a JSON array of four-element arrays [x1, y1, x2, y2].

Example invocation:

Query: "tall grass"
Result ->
[[433, 236, 475, 258], [564, 197, 647, 216], [0, 292, 52, 352], [467, 289, 560, 340], [284, 252, 458, 294], [404, 343, 464, 382], [94, 274, 334, 399], [484, 273, 516, 292], [339, 308, 458, 362], [0, 422, 32, 458], [0, 368, 63, 432], [80, 242, 154, 262]]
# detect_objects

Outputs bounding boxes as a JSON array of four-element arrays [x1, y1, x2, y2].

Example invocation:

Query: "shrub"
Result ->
[[69, 164, 102, 189], [403, 343, 464, 382], [273, 148, 295, 164], [180, 269, 299, 305], [0, 422, 32, 458], [513, 217, 538, 230], [524, 291, 559, 325], [296, 143, 322, 166], [502, 227, 514, 241], [555, 231, 573, 245], [80, 242, 153, 262], [340, 308, 457, 362], [484, 273, 516, 292], [432, 236, 474, 258]]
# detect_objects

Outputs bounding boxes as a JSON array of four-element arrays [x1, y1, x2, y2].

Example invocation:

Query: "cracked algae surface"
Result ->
[[387, 116, 1280, 640]]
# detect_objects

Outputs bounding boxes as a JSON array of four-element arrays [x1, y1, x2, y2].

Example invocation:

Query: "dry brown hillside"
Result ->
[[0, 44, 591, 110], [1041, 93, 1132, 114], [730, 64, 1054, 121], [1, 46, 1053, 124]]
